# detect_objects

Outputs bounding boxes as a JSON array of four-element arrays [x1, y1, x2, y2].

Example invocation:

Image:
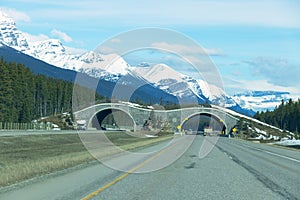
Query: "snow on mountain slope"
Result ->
[[30, 39, 128, 78], [0, 12, 129, 78], [0, 12, 29, 52], [29, 39, 78, 69], [29, 39, 129, 76], [196, 79, 236, 107], [30, 39, 129, 76], [129, 63, 238, 105], [133, 64, 183, 83], [131, 64, 204, 100], [85, 53, 129, 75], [232, 91, 292, 111]]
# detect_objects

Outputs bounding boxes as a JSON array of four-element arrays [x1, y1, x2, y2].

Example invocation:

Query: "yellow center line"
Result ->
[[81, 141, 180, 200]]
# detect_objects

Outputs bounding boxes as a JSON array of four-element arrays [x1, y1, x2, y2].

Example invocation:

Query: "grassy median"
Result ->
[[0, 131, 173, 187]]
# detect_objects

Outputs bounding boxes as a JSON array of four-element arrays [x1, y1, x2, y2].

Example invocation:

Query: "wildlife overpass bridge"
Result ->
[[73, 103, 239, 135]]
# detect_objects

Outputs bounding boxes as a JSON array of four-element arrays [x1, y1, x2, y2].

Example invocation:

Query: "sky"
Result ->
[[1, 0, 300, 96]]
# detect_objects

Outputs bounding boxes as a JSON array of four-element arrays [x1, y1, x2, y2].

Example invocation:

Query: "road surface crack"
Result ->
[[184, 162, 196, 169]]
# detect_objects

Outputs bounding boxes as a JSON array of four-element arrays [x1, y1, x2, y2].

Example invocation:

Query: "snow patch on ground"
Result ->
[[213, 105, 284, 132], [275, 139, 300, 146], [254, 127, 267, 135]]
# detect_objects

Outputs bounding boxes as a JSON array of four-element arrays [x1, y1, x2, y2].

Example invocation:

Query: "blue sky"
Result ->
[[1, 0, 300, 96]]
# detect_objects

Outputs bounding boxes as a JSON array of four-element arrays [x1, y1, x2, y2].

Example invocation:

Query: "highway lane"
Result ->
[[91, 136, 294, 200], [215, 138, 300, 200], [0, 136, 299, 200]]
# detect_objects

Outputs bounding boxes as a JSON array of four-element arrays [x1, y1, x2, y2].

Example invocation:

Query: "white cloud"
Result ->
[[51, 29, 72, 43], [245, 57, 300, 88], [223, 77, 300, 96], [22, 32, 49, 43], [150, 42, 224, 87], [0, 7, 30, 22], [17, 0, 300, 28], [97, 46, 117, 54], [110, 38, 121, 43], [151, 42, 223, 56], [221, 56, 300, 96]]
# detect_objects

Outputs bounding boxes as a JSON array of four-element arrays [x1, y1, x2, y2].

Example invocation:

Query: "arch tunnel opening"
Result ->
[[181, 113, 226, 135], [91, 109, 135, 131]]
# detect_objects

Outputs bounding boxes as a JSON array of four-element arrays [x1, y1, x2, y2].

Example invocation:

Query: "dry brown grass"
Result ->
[[0, 132, 173, 187]]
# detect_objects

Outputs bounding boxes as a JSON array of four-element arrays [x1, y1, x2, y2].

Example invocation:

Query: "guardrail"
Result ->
[[0, 122, 53, 130]]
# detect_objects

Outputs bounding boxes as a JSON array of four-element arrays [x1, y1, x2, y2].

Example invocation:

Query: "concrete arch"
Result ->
[[180, 112, 227, 134], [88, 107, 136, 131]]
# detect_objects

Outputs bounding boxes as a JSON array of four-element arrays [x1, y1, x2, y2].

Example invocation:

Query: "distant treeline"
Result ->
[[0, 58, 104, 123], [254, 99, 300, 133]]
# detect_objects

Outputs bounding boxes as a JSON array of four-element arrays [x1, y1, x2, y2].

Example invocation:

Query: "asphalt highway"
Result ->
[[0, 135, 299, 200]]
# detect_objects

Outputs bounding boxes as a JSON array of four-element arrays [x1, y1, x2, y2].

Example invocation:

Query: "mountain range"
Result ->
[[0, 11, 292, 116], [232, 91, 292, 112]]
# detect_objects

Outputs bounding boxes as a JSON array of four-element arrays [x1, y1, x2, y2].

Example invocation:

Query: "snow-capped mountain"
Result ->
[[130, 64, 237, 106], [232, 91, 292, 112], [196, 79, 237, 107], [30, 39, 129, 76], [0, 12, 129, 79], [0, 12, 29, 52], [130, 64, 208, 103]]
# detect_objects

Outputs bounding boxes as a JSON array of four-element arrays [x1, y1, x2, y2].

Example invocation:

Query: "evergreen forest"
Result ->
[[254, 99, 300, 133], [0, 58, 103, 123]]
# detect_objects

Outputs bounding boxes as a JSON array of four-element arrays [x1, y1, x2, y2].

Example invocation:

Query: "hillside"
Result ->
[[0, 58, 101, 123], [213, 105, 300, 146], [254, 99, 300, 134]]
